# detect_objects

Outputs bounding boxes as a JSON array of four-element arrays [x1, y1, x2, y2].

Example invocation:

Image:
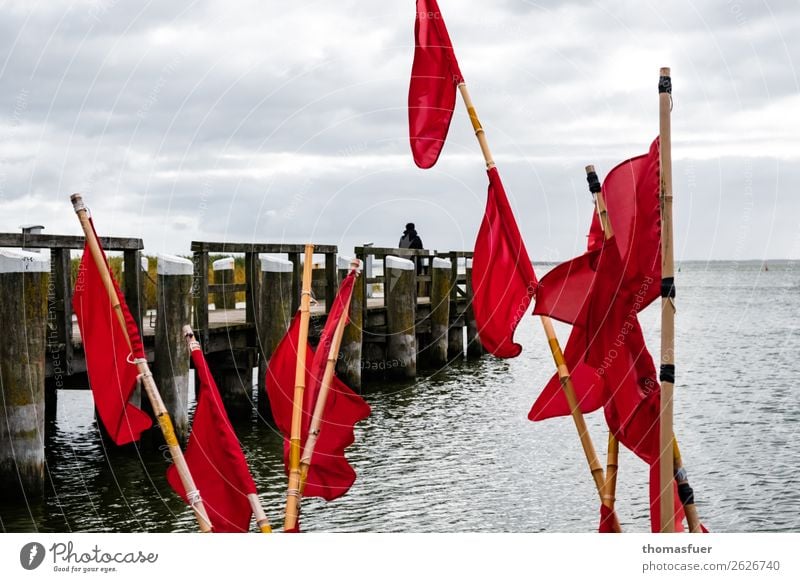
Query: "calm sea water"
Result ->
[[1, 261, 799, 533]]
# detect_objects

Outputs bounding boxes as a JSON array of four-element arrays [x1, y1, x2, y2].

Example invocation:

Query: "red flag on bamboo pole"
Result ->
[[72, 221, 151, 445], [530, 140, 661, 420], [471, 167, 538, 358], [266, 272, 370, 501], [408, 0, 464, 169], [166, 348, 257, 533]]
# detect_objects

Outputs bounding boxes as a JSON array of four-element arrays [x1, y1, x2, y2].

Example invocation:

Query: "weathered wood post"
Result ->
[[385, 255, 416, 379], [447, 259, 465, 359], [212, 256, 236, 310], [429, 257, 452, 366], [256, 255, 293, 419], [0, 250, 49, 497], [154, 254, 193, 443], [337, 255, 363, 389], [465, 258, 484, 359]]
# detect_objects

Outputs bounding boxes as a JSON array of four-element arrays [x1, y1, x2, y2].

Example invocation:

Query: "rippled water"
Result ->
[[2, 261, 799, 532]]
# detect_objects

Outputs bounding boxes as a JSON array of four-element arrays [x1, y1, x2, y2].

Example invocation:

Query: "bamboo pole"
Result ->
[[298, 260, 360, 495], [70, 193, 212, 533], [182, 325, 272, 533], [283, 244, 314, 531], [673, 437, 702, 532], [585, 165, 621, 523], [658, 67, 676, 533], [457, 84, 620, 531]]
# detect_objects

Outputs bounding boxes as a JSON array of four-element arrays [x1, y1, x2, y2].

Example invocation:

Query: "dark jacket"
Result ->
[[398, 229, 423, 249]]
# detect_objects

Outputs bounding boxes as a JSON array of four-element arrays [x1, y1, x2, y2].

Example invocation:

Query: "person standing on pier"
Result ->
[[398, 222, 423, 249]]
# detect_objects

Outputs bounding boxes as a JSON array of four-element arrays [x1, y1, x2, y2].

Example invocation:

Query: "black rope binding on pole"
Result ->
[[661, 277, 676, 298], [660, 364, 675, 384], [586, 170, 601, 194], [677, 482, 695, 506], [659, 75, 672, 94]]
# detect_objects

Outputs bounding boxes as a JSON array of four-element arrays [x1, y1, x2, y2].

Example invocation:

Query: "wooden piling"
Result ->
[[256, 255, 293, 420], [207, 350, 254, 421], [384, 255, 416, 379], [429, 257, 452, 366], [0, 250, 49, 497], [154, 254, 193, 443], [337, 255, 363, 389], [212, 257, 236, 310], [464, 258, 483, 359]]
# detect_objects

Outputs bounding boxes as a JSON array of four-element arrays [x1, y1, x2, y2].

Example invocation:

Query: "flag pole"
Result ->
[[298, 260, 361, 496], [658, 67, 676, 533], [183, 326, 273, 533], [457, 84, 620, 531], [585, 165, 622, 524], [283, 243, 315, 531], [70, 193, 212, 533]]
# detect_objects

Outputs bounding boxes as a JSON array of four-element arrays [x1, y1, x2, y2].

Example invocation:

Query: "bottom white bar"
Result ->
[[0, 533, 797, 581]]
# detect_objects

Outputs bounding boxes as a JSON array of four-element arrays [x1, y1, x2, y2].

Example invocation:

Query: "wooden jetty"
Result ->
[[0, 230, 480, 494]]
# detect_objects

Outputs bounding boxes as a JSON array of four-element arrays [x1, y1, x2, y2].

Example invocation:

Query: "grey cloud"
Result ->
[[1, 0, 798, 260]]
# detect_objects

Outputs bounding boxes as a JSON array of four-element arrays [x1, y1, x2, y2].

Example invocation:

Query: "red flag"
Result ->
[[471, 167, 537, 358], [408, 0, 464, 169], [530, 139, 661, 419], [599, 504, 617, 533], [266, 272, 371, 501], [72, 221, 151, 445], [167, 349, 257, 533], [603, 138, 661, 294]]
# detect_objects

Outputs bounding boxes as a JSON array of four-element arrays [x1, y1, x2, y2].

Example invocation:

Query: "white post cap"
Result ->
[[385, 255, 415, 271], [260, 255, 293, 273], [212, 257, 234, 271], [432, 257, 452, 269], [0, 249, 49, 273], [157, 253, 193, 276]]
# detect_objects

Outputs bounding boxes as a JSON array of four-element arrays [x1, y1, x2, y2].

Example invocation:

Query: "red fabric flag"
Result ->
[[471, 167, 538, 358], [408, 0, 464, 168], [599, 504, 617, 533], [530, 139, 661, 419], [72, 221, 151, 445], [166, 349, 257, 533], [266, 272, 371, 501]]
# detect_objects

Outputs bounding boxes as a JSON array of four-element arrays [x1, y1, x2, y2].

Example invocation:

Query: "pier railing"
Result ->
[[0, 232, 145, 379], [189, 241, 338, 350]]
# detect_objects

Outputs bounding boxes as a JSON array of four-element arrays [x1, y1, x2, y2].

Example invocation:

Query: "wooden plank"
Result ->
[[0, 233, 143, 250], [324, 252, 336, 313], [208, 283, 247, 294], [192, 251, 210, 351], [50, 248, 73, 380], [190, 241, 337, 254], [289, 252, 301, 312], [244, 252, 258, 326], [353, 246, 430, 257], [122, 250, 142, 332]]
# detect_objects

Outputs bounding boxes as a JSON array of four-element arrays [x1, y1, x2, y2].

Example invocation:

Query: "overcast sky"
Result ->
[[1, 0, 798, 260]]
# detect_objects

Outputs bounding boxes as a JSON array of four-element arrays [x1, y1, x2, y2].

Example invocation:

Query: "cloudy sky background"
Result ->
[[0, 0, 798, 260]]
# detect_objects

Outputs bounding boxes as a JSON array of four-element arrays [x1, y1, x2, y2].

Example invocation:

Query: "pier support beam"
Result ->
[[385, 255, 416, 379], [0, 250, 49, 497], [429, 257, 452, 367], [154, 254, 193, 443], [257, 255, 293, 420], [465, 258, 484, 359], [337, 256, 363, 389], [212, 257, 236, 310], [207, 350, 254, 421]]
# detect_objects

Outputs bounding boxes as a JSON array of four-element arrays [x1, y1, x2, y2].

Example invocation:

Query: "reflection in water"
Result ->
[[2, 262, 799, 532]]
